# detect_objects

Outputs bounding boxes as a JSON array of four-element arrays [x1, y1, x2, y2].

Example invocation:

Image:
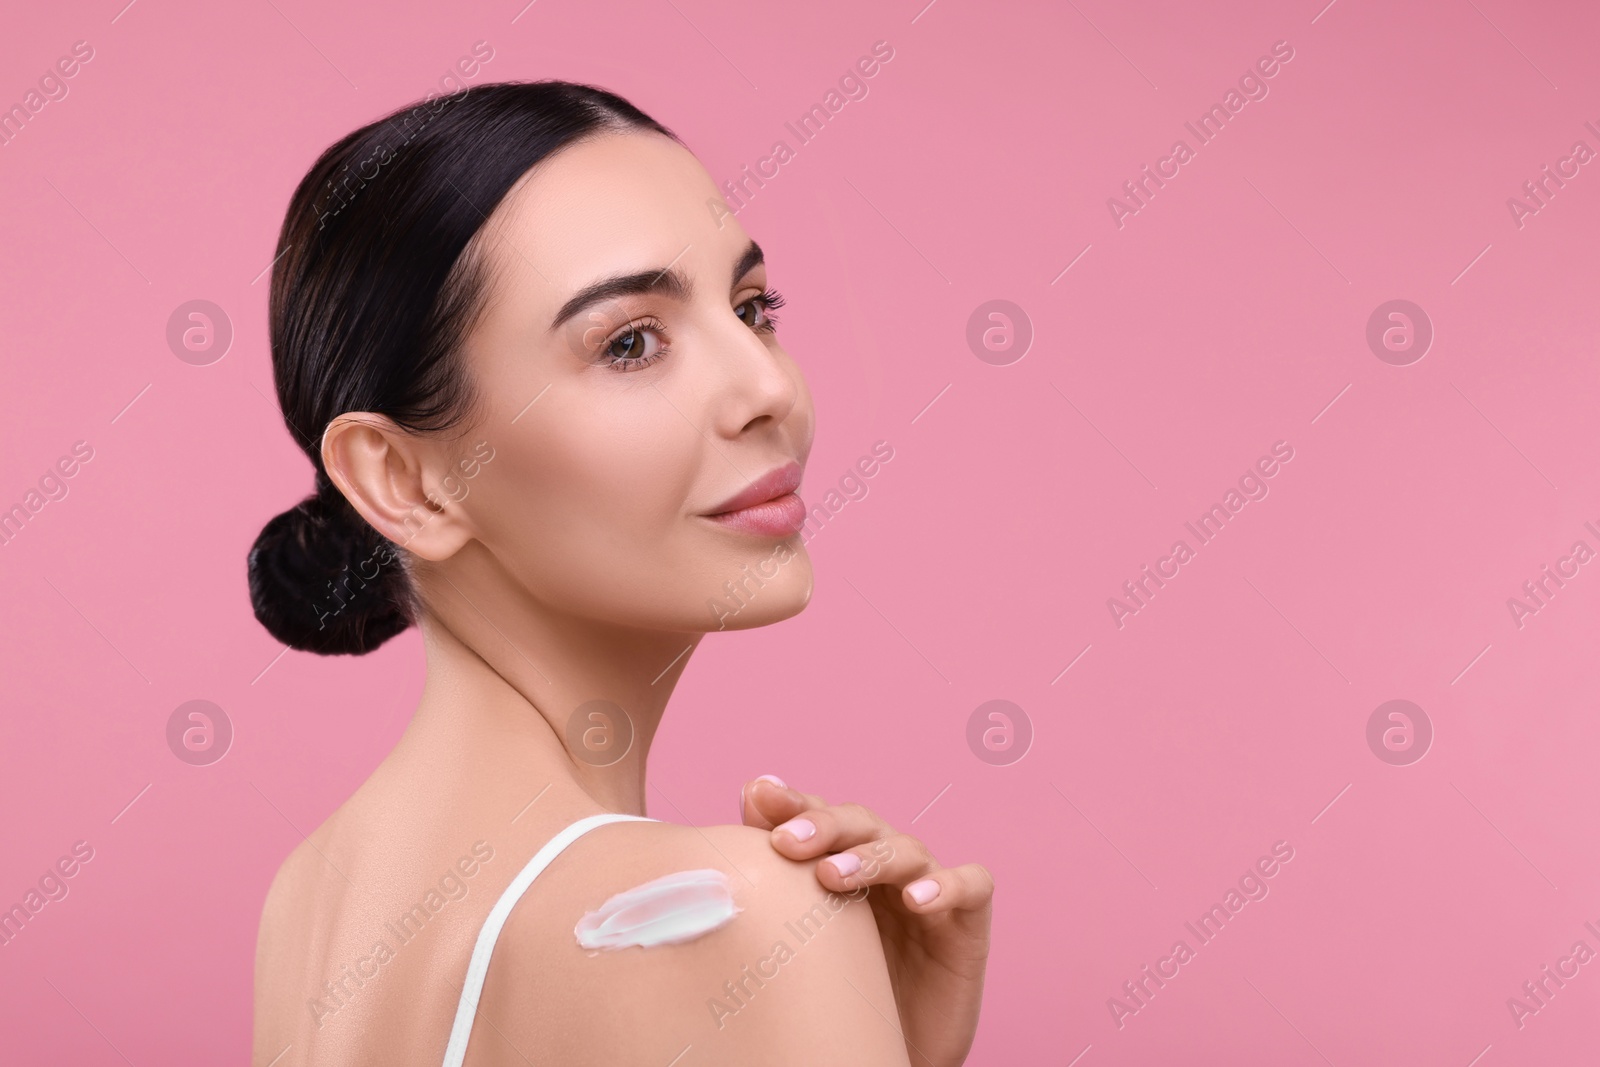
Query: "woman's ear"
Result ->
[[320, 413, 475, 562]]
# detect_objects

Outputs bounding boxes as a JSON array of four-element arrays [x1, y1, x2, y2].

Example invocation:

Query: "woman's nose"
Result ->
[[708, 314, 801, 439]]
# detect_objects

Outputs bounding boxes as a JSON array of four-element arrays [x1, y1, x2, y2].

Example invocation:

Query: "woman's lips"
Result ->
[[702, 461, 806, 537], [703, 492, 807, 537]]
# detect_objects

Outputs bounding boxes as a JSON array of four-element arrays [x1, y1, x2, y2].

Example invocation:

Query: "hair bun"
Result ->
[[247, 485, 412, 656]]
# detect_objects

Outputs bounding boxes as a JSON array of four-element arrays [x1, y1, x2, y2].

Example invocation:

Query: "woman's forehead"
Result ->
[[490, 130, 753, 299]]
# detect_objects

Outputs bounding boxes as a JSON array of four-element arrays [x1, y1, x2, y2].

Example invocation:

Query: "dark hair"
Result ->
[[248, 80, 678, 655]]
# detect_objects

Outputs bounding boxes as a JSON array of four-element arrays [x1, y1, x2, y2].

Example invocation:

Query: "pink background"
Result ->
[[2, 0, 1598, 1062]]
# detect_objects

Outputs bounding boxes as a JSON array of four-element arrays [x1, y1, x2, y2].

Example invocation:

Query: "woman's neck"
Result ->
[[396, 596, 703, 817]]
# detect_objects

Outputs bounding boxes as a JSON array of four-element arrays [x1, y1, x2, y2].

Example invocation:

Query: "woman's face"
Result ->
[[444, 129, 815, 633]]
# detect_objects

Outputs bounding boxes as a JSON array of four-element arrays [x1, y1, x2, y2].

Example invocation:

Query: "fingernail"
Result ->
[[776, 817, 815, 842], [907, 878, 940, 905], [738, 783, 747, 822], [757, 774, 787, 788], [826, 852, 862, 878]]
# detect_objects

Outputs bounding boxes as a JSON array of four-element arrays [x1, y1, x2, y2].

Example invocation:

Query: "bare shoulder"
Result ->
[[472, 820, 912, 1067], [251, 832, 322, 1062], [254, 818, 342, 960], [251, 812, 363, 1065]]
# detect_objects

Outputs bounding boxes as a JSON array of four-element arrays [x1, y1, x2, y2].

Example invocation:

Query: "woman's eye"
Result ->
[[736, 288, 785, 333], [602, 320, 667, 371]]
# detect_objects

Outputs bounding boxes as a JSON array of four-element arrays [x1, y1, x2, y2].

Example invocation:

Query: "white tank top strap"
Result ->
[[440, 811, 659, 1067]]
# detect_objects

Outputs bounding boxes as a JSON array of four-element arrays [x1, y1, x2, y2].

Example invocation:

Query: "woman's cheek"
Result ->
[[601, 406, 698, 513]]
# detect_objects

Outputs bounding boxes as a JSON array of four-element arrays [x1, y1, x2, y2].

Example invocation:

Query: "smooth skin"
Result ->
[[251, 129, 989, 1067]]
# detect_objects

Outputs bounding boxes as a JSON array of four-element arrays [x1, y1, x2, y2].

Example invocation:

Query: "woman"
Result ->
[[248, 80, 992, 1067]]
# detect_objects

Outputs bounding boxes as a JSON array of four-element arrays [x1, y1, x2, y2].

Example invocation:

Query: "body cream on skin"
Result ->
[[574, 868, 740, 952]]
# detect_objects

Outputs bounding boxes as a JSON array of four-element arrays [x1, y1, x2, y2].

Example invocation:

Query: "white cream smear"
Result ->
[[574, 868, 740, 952]]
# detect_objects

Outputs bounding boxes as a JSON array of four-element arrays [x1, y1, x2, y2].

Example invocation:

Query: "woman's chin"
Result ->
[[697, 561, 813, 632]]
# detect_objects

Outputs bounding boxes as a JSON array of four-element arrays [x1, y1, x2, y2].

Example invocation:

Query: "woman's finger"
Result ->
[[738, 775, 798, 828], [813, 831, 936, 893], [740, 776, 833, 828], [896, 861, 996, 916], [769, 800, 894, 860]]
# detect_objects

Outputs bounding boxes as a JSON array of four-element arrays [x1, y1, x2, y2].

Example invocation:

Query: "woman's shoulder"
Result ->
[[251, 800, 374, 1048], [251, 781, 460, 1062], [473, 818, 914, 1066], [254, 798, 358, 940]]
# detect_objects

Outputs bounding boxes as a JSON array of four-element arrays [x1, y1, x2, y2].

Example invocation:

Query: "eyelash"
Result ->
[[746, 288, 785, 332], [600, 288, 787, 372]]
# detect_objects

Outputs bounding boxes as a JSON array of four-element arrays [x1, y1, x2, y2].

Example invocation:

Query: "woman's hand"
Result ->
[[739, 775, 993, 1067]]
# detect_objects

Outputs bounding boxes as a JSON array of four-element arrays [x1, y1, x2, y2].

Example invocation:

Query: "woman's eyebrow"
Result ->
[[546, 240, 765, 334], [729, 240, 764, 288]]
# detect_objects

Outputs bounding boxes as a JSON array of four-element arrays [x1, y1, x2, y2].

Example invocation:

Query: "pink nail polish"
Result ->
[[827, 852, 862, 877], [907, 878, 940, 905], [777, 817, 815, 842], [757, 774, 787, 788]]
